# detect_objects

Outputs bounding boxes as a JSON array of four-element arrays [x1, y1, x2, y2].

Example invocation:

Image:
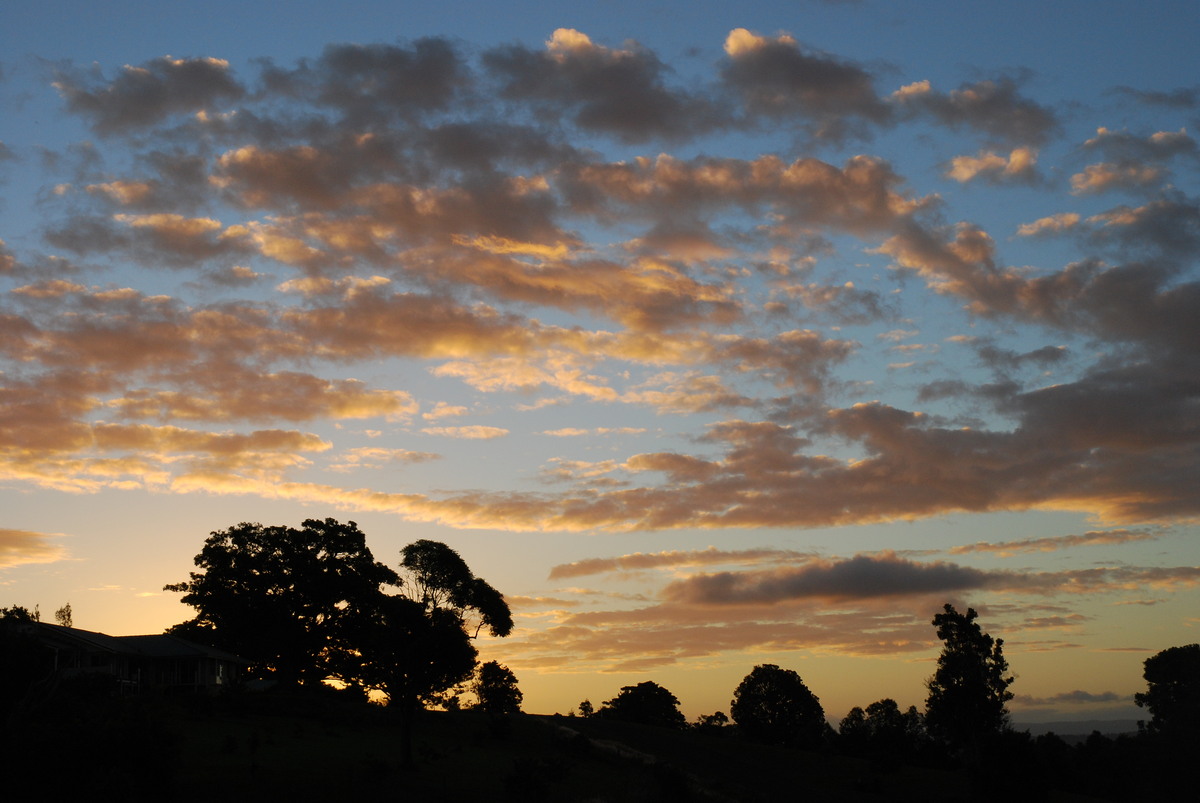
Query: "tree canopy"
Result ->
[[164, 518, 399, 685], [398, 539, 513, 639], [839, 698, 926, 757], [924, 604, 1013, 754], [473, 660, 523, 715], [1134, 643, 1200, 741], [598, 681, 687, 729], [166, 520, 513, 766], [1, 606, 52, 716], [730, 664, 826, 748]]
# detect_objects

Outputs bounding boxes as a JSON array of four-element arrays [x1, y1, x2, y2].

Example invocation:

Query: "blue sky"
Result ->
[[2, 0, 1199, 722]]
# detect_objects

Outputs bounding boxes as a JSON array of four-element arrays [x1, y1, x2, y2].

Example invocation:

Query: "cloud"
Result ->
[[1110, 85, 1200, 109], [256, 37, 469, 130], [662, 552, 998, 605], [483, 29, 722, 143], [721, 28, 890, 141], [780, 281, 894, 325], [501, 603, 936, 672], [1017, 213, 1080, 237], [107, 374, 418, 423], [893, 77, 1060, 145], [541, 427, 646, 437], [950, 529, 1164, 557], [422, 403, 468, 421], [1071, 162, 1164, 194], [53, 56, 244, 134], [662, 552, 1200, 606], [1082, 126, 1197, 162], [548, 546, 814, 579], [1015, 690, 1125, 706], [420, 425, 510, 439], [946, 148, 1038, 183], [1, 26, 1197, 544], [328, 447, 440, 472], [0, 528, 69, 568]]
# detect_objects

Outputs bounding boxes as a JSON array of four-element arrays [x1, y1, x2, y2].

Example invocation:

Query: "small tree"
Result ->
[[924, 604, 1013, 756], [598, 681, 686, 729], [473, 660, 522, 715], [1134, 643, 1200, 740], [693, 710, 730, 735], [578, 699, 594, 718], [839, 698, 926, 757], [54, 602, 72, 628], [730, 664, 826, 748]]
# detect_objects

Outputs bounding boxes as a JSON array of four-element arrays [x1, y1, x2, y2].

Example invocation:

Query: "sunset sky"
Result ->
[[3, 0, 1199, 724]]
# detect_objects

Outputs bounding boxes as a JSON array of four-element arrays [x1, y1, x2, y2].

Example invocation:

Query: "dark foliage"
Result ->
[[398, 539, 513, 639], [730, 663, 825, 748], [1134, 643, 1200, 740], [692, 710, 729, 735], [598, 680, 687, 729], [165, 520, 513, 768], [164, 518, 398, 685], [838, 698, 928, 763], [924, 604, 1013, 755], [0, 606, 55, 720], [475, 660, 523, 715]]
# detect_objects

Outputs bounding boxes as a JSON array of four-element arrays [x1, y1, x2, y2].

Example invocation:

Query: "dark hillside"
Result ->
[[0, 692, 1125, 802]]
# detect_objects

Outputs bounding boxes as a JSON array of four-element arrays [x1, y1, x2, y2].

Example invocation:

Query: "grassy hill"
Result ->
[[4, 690, 1116, 802]]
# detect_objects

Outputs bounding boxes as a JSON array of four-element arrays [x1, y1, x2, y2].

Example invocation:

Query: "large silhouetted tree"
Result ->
[[168, 523, 513, 766], [730, 664, 826, 748], [164, 519, 399, 684], [1134, 643, 1200, 741], [598, 681, 687, 729], [330, 539, 513, 764], [924, 604, 1013, 757]]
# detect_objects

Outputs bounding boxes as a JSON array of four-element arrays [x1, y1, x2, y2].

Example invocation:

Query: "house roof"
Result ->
[[36, 622, 128, 652], [36, 623, 248, 664], [117, 633, 247, 663]]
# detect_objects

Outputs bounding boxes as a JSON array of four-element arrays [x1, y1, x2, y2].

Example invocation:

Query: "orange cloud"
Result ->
[[0, 528, 69, 568]]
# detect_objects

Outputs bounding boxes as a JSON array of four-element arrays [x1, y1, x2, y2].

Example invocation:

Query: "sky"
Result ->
[[2, 0, 1199, 724]]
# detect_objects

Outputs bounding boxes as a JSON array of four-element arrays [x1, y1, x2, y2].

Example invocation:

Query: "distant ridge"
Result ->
[[1015, 719, 1139, 739]]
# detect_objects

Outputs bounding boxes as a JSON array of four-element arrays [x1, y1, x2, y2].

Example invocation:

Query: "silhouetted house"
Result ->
[[32, 622, 246, 694]]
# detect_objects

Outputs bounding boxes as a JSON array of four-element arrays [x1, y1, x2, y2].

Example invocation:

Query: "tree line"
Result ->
[[4, 517, 1198, 796], [566, 603, 1199, 799]]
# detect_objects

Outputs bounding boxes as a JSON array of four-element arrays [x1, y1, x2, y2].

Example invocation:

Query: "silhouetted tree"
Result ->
[[839, 698, 926, 758], [730, 664, 826, 748], [598, 681, 687, 729], [924, 604, 1013, 757], [330, 539, 513, 765], [578, 699, 594, 717], [53, 602, 72, 628], [693, 710, 730, 735], [1, 606, 53, 719], [1134, 643, 1200, 741], [473, 660, 522, 714], [395, 539, 513, 640], [164, 519, 399, 685]]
